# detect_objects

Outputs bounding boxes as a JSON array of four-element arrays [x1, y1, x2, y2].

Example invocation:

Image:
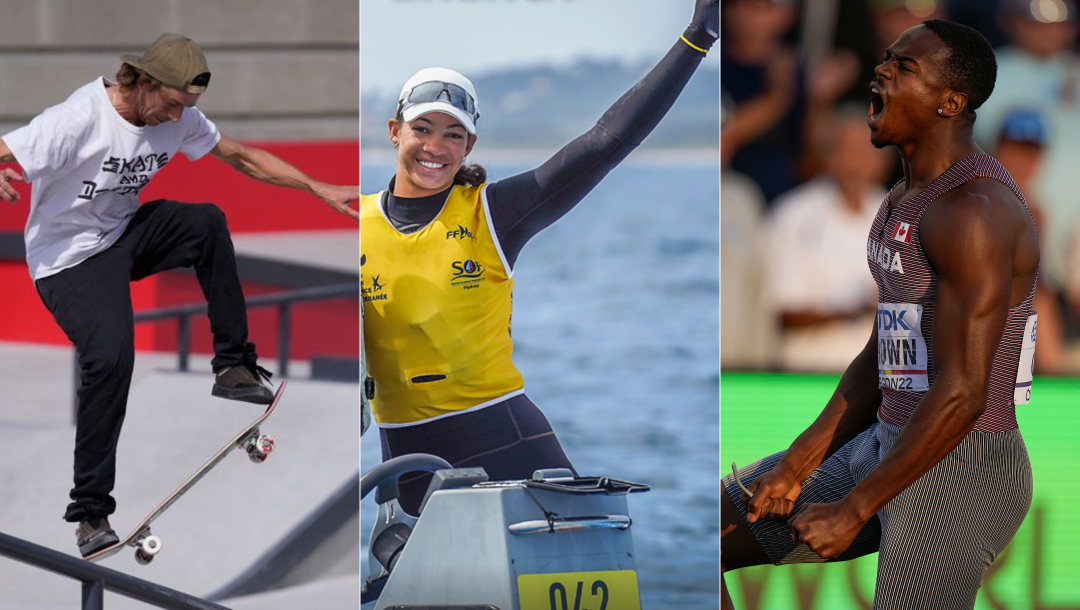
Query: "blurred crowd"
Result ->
[[721, 0, 1080, 374]]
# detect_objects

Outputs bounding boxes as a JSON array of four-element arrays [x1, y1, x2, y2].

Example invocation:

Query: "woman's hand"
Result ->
[[684, 0, 719, 52]]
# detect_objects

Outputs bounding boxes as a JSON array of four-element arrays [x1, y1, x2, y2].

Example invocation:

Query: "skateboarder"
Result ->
[[0, 33, 358, 556]]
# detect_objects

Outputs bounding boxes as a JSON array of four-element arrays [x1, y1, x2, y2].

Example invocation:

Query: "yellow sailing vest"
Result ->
[[361, 185, 524, 426]]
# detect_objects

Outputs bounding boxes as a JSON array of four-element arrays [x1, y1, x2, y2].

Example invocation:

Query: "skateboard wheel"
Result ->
[[247, 434, 274, 463], [140, 535, 162, 556], [135, 549, 155, 565]]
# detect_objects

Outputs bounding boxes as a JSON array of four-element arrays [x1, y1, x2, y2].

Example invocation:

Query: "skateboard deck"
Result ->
[[84, 380, 288, 564]]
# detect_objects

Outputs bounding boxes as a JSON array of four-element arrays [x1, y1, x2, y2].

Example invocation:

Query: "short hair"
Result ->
[[922, 19, 997, 124], [115, 63, 162, 92]]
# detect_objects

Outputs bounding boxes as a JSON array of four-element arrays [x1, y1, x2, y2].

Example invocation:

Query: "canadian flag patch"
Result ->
[[891, 221, 913, 244]]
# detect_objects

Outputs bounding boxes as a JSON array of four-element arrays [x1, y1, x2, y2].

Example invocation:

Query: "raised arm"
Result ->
[[210, 135, 359, 220], [788, 180, 1039, 559], [488, 0, 718, 267], [0, 138, 27, 203]]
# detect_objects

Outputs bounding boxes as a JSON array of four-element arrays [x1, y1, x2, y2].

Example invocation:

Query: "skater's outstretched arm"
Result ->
[[211, 135, 359, 220]]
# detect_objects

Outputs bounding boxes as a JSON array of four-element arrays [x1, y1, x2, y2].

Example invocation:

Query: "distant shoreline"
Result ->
[[361, 147, 720, 168]]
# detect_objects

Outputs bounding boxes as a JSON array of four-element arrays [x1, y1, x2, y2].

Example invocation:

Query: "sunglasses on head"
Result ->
[[398, 81, 479, 121]]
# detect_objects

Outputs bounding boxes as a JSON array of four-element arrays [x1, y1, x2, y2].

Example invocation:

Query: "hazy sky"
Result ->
[[360, 0, 718, 95]]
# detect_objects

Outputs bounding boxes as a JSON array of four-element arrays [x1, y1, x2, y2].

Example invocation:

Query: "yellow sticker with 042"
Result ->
[[517, 569, 640, 610]]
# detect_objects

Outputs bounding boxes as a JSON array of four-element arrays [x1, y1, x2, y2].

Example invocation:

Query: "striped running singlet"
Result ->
[[866, 154, 1037, 432]]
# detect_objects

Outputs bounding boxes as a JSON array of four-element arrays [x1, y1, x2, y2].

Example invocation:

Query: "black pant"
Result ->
[[36, 200, 252, 522], [379, 393, 577, 515]]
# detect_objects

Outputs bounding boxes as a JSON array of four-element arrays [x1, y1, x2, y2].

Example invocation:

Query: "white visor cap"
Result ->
[[398, 67, 480, 135]]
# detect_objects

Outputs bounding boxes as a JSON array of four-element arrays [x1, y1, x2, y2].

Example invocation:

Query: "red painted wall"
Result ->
[[0, 141, 359, 361]]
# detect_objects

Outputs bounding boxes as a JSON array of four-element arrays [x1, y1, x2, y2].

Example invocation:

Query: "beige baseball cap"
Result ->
[[120, 33, 211, 94]]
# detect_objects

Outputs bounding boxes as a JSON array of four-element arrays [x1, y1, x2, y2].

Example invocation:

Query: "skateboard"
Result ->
[[84, 380, 288, 565]]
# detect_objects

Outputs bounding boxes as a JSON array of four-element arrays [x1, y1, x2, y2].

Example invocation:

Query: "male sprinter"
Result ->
[[721, 20, 1038, 610], [0, 34, 358, 556]]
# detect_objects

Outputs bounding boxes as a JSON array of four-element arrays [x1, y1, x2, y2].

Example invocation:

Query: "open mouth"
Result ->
[[869, 83, 885, 121]]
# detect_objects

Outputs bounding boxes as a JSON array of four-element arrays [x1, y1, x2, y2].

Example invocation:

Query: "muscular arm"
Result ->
[[788, 180, 1039, 558], [842, 182, 1035, 523], [489, 19, 713, 267], [211, 135, 359, 219], [744, 322, 881, 521]]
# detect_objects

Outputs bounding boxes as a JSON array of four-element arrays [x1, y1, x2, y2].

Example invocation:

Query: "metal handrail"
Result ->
[[133, 282, 358, 377], [28, 283, 359, 606], [0, 531, 228, 610], [71, 281, 358, 421]]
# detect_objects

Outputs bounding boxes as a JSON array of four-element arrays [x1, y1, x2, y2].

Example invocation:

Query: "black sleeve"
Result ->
[[488, 39, 710, 269]]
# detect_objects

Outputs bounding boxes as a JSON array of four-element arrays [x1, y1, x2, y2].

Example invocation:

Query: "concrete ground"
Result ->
[[0, 341, 359, 609]]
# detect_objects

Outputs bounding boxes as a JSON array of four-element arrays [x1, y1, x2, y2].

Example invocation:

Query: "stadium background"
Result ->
[[722, 0, 1080, 607], [722, 373, 1080, 609]]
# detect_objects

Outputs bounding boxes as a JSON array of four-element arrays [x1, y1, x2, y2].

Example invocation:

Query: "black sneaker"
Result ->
[[212, 365, 274, 404], [76, 517, 119, 557]]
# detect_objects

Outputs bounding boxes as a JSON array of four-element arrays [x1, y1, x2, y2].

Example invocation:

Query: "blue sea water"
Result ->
[[361, 157, 720, 608]]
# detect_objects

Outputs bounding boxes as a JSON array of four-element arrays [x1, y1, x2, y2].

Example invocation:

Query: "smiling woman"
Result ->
[[388, 68, 483, 197], [360, 0, 719, 517]]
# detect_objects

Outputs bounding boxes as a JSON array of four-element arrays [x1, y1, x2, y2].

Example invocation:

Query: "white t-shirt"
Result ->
[[765, 176, 882, 314], [2, 78, 220, 280], [764, 177, 884, 372]]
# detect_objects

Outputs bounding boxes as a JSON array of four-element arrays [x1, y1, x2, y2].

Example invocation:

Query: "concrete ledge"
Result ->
[[0, 0, 357, 48], [198, 51, 358, 116], [207, 474, 359, 600], [0, 51, 357, 119], [0, 370, 359, 605], [0, 0, 357, 142]]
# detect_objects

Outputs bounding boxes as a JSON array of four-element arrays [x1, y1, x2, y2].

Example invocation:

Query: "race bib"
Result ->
[[877, 303, 928, 391], [1014, 313, 1037, 405]]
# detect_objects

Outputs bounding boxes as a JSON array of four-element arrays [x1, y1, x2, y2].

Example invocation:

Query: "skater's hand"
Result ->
[[741, 464, 802, 523], [0, 167, 25, 203], [788, 500, 865, 559], [210, 135, 360, 220], [313, 182, 360, 220]]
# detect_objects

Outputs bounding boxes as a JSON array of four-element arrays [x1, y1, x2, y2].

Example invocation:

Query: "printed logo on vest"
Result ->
[[362, 273, 388, 303], [877, 302, 928, 391], [867, 236, 905, 274], [451, 259, 486, 290], [1014, 313, 1037, 405], [446, 225, 475, 240], [891, 221, 913, 244]]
